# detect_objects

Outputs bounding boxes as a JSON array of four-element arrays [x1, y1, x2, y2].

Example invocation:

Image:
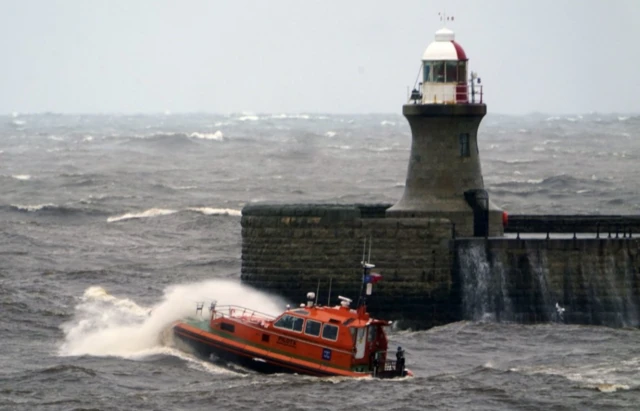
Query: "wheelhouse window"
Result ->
[[273, 315, 304, 332], [304, 319, 322, 336], [322, 324, 339, 341], [459, 133, 470, 157]]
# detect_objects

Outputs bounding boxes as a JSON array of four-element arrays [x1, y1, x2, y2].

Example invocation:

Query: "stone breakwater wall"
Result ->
[[241, 204, 640, 329], [455, 237, 640, 327], [241, 204, 457, 329]]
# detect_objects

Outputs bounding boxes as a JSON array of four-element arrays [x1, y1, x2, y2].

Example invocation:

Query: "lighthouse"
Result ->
[[387, 26, 504, 237]]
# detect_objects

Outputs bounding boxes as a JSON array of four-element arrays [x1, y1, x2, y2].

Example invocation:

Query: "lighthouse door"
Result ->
[[465, 189, 490, 237]]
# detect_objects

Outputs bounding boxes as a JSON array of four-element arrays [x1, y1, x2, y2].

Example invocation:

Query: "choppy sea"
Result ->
[[1, 112, 639, 410]]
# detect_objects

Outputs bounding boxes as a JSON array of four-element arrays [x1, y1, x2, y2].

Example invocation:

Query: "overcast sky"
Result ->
[[2, 0, 639, 115]]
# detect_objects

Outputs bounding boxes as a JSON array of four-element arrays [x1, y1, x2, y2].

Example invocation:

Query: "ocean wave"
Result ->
[[237, 115, 260, 121], [269, 113, 311, 120], [491, 174, 605, 190], [7, 203, 105, 217], [189, 131, 224, 141], [107, 208, 178, 223], [494, 159, 537, 165], [187, 207, 242, 217], [59, 281, 285, 358], [126, 131, 224, 143], [107, 207, 242, 222], [11, 203, 58, 212]]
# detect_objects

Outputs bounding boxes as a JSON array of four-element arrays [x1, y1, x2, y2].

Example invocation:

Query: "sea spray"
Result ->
[[59, 280, 286, 358]]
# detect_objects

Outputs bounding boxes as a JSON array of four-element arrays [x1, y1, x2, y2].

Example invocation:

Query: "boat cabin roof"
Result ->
[[280, 304, 389, 328]]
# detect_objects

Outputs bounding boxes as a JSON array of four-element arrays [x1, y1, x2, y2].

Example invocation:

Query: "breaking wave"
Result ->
[[106, 208, 178, 222], [107, 207, 242, 222], [59, 281, 285, 358]]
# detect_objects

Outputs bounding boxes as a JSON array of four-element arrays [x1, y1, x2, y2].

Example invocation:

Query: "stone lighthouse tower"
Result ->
[[387, 26, 503, 237]]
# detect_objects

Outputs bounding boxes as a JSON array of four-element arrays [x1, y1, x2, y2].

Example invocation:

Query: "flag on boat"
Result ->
[[365, 272, 383, 284]]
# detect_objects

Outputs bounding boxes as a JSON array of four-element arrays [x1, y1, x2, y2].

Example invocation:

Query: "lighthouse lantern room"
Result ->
[[416, 27, 480, 105]]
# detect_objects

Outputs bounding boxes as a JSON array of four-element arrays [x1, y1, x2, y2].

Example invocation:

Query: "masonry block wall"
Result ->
[[241, 204, 456, 329]]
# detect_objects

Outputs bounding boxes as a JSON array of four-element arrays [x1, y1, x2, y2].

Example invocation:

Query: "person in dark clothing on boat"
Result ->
[[395, 346, 405, 375]]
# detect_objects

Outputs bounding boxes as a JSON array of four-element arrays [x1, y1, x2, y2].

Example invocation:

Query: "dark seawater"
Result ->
[[1, 112, 639, 410]]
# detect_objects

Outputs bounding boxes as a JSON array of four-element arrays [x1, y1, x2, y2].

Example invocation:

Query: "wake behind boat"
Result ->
[[173, 253, 412, 378]]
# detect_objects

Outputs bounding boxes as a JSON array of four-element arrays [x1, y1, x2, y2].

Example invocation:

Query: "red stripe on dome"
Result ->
[[451, 41, 467, 60]]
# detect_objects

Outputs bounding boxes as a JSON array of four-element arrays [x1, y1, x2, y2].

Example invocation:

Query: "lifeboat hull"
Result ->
[[173, 320, 411, 378], [174, 322, 339, 376]]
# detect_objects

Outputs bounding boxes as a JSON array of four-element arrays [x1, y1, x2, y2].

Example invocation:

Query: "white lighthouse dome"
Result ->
[[422, 28, 467, 61]]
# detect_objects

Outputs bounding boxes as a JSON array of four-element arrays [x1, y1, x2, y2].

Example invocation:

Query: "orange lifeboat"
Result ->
[[173, 260, 412, 378]]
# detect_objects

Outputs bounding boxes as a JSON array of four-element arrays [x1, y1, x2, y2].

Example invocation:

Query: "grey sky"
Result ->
[[2, 0, 639, 115]]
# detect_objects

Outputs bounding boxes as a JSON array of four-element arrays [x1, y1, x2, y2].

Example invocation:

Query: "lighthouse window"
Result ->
[[457, 61, 467, 84], [423, 63, 431, 82], [445, 61, 458, 82], [459, 133, 470, 157], [432, 61, 445, 82], [322, 324, 339, 341]]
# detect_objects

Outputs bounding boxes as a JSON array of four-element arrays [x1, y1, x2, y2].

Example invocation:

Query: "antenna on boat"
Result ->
[[314, 279, 320, 306], [327, 277, 332, 306], [368, 235, 372, 263]]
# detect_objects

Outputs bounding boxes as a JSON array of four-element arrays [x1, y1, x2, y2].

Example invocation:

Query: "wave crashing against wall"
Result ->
[[455, 238, 640, 327]]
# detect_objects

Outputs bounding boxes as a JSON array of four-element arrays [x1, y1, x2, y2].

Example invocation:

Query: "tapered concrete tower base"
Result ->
[[387, 104, 503, 236]]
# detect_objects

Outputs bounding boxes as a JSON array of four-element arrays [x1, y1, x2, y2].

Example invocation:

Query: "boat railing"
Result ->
[[372, 350, 406, 377], [209, 304, 276, 322]]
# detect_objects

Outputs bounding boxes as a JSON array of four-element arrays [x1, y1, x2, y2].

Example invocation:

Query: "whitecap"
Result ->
[[596, 383, 630, 393], [11, 119, 26, 126], [237, 115, 260, 121], [169, 185, 197, 190], [618, 116, 629, 121], [270, 114, 310, 120], [504, 159, 533, 164], [526, 179, 544, 184], [107, 208, 178, 223], [12, 174, 31, 180], [189, 131, 224, 141], [325, 131, 337, 138], [380, 120, 396, 126], [82, 136, 94, 142], [48, 135, 64, 141], [187, 207, 241, 217], [12, 203, 56, 212], [532, 147, 545, 152]]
